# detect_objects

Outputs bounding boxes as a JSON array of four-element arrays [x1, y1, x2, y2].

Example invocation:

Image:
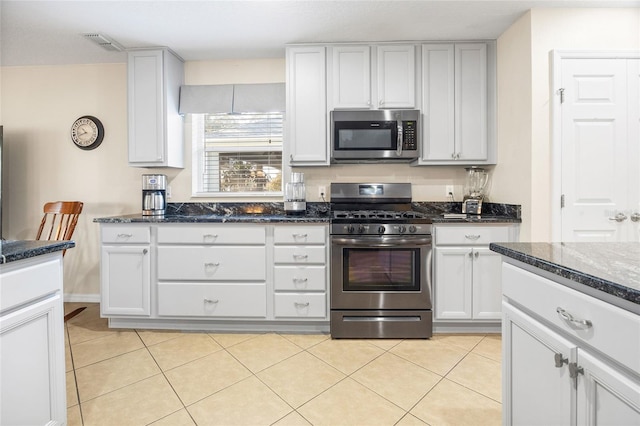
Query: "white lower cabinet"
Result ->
[[100, 225, 151, 316], [502, 262, 640, 425], [273, 224, 328, 319], [1, 254, 67, 426], [99, 222, 329, 329], [158, 283, 266, 317], [433, 224, 518, 328]]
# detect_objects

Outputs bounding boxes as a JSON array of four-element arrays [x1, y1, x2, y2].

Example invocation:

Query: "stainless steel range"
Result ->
[[330, 183, 433, 339]]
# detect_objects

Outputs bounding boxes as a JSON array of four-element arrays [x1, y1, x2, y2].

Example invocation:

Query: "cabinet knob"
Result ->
[[568, 362, 584, 379], [143, 249, 148, 255], [554, 353, 568, 368], [630, 212, 640, 222]]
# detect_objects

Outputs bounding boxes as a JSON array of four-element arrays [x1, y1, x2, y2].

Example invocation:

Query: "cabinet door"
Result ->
[[286, 46, 328, 165], [1, 295, 66, 426], [502, 303, 575, 426], [434, 247, 472, 319], [376, 45, 416, 109], [101, 245, 150, 316], [421, 44, 455, 161], [128, 49, 184, 168], [576, 350, 640, 425], [331, 46, 371, 109], [471, 247, 502, 320], [455, 43, 487, 161]]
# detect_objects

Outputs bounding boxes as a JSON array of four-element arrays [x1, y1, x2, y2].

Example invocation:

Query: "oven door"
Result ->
[[330, 235, 432, 310]]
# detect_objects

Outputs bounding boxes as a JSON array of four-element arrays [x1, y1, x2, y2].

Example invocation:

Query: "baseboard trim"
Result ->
[[64, 293, 100, 303]]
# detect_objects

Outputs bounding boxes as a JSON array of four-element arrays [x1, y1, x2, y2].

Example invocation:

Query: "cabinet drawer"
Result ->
[[1, 256, 62, 312], [503, 262, 640, 376], [274, 246, 326, 264], [435, 226, 510, 245], [274, 226, 326, 244], [274, 266, 326, 291], [101, 225, 150, 244], [274, 293, 327, 318], [158, 283, 266, 317], [157, 225, 266, 245], [158, 247, 266, 280]]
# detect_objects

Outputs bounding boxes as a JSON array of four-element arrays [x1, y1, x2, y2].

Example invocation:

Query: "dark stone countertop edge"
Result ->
[[93, 201, 521, 224], [490, 243, 640, 307], [0, 240, 76, 264]]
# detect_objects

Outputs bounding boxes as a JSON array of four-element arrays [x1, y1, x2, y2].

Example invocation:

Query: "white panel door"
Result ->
[[561, 58, 632, 242], [434, 247, 472, 319]]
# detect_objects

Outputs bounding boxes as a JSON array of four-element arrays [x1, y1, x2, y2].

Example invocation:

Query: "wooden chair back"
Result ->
[[36, 201, 83, 255]]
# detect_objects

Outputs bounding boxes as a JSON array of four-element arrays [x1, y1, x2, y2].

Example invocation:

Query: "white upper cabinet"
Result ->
[[329, 44, 416, 110], [286, 46, 328, 166], [330, 45, 371, 109], [418, 42, 495, 165], [376, 45, 416, 109], [128, 48, 184, 168]]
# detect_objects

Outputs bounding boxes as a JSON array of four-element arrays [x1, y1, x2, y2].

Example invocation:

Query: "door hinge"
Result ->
[[561, 194, 565, 208], [558, 88, 565, 104]]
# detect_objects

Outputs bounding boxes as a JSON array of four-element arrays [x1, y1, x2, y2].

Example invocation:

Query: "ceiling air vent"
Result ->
[[83, 33, 125, 52]]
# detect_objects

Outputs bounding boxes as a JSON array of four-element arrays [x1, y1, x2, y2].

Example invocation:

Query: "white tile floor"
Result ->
[[65, 303, 502, 425]]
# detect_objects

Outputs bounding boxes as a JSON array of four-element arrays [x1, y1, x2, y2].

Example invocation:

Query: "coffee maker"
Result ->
[[462, 167, 489, 215], [284, 172, 306, 214], [142, 174, 167, 216]]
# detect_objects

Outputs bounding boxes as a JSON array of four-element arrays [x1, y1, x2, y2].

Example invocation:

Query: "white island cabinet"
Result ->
[[1, 249, 68, 426], [499, 247, 640, 425]]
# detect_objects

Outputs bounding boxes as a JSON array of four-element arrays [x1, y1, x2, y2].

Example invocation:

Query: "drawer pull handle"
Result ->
[[204, 298, 219, 304], [293, 277, 309, 283], [556, 307, 592, 328], [292, 233, 308, 238], [465, 234, 481, 240], [203, 234, 219, 239], [204, 262, 220, 267], [554, 353, 568, 368], [293, 254, 308, 260], [294, 302, 310, 308], [117, 233, 133, 238]]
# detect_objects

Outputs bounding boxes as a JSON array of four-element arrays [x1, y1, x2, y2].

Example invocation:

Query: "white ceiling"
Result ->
[[1, 0, 637, 67]]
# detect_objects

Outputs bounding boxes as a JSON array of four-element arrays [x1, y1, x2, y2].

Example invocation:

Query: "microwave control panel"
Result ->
[[403, 121, 417, 150]]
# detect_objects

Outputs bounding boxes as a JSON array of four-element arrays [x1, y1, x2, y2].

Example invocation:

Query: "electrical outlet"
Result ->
[[445, 185, 454, 197], [318, 185, 327, 199], [166, 185, 172, 199]]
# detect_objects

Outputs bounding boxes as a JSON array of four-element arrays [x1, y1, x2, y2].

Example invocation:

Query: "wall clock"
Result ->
[[70, 115, 104, 150]]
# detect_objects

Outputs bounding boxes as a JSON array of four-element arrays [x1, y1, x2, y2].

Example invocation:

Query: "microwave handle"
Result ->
[[396, 117, 403, 157]]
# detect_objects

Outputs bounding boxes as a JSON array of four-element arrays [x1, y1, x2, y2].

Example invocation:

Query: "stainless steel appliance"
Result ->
[[284, 172, 306, 214], [330, 183, 433, 338], [142, 174, 167, 216], [462, 167, 489, 215], [330, 110, 419, 163]]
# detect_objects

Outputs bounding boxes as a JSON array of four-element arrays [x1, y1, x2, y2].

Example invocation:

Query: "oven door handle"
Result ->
[[331, 236, 432, 246]]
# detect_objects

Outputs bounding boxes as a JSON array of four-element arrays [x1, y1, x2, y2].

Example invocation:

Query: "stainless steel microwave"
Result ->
[[330, 109, 420, 163]]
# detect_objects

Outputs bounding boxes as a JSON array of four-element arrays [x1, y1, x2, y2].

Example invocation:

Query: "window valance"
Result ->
[[179, 83, 285, 114]]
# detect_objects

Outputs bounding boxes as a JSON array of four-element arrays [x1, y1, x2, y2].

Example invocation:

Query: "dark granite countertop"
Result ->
[[490, 242, 640, 308], [94, 201, 521, 224], [0, 240, 75, 264]]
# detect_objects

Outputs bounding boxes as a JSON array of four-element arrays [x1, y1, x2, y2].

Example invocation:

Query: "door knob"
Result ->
[[631, 212, 640, 222], [608, 213, 628, 222]]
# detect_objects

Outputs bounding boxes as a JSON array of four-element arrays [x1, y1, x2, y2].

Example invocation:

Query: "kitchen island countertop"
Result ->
[[0, 240, 75, 264], [490, 242, 640, 312]]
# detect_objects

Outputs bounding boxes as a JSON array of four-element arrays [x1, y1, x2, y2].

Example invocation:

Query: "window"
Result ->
[[192, 112, 283, 196]]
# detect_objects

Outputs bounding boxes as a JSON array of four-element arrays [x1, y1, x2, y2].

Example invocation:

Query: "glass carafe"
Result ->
[[464, 167, 488, 198]]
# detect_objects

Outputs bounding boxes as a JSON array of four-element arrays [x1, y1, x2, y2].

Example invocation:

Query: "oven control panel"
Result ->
[[331, 223, 432, 236]]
